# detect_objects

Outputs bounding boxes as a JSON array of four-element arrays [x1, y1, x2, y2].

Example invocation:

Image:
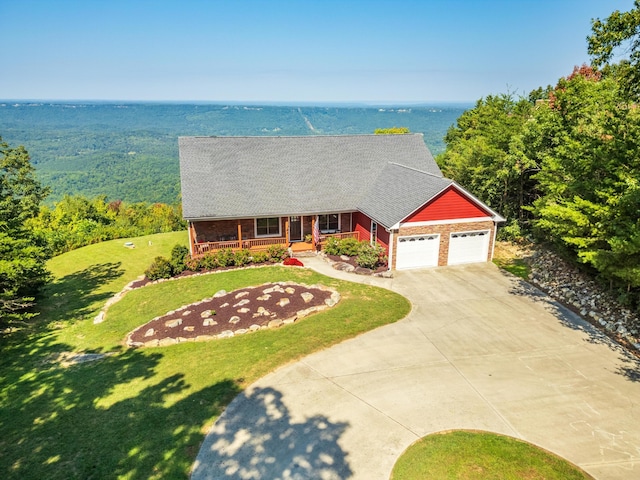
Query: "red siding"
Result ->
[[376, 227, 389, 253], [353, 211, 389, 254], [405, 186, 490, 223], [353, 211, 371, 243]]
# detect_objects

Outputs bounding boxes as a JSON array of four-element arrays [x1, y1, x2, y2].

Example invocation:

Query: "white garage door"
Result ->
[[448, 230, 490, 265], [396, 234, 440, 270]]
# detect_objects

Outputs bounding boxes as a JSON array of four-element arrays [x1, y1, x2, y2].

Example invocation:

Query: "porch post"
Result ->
[[188, 221, 194, 256], [311, 217, 316, 248], [285, 219, 289, 244], [237, 221, 242, 247]]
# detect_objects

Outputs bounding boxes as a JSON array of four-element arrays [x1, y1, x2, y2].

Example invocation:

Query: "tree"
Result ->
[[374, 127, 410, 134], [588, 0, 640, 99], [0, 138, 50, 326], [530, 67, 640, 302], [437, 94, 538, 223]]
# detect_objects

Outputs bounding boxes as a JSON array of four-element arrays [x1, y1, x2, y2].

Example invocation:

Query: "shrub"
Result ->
[[251, 250, 270, 264], [323, 237, 340, 255], [234, 249, 252, 266], [170, 244, 189, 274], [267, 244, 289, 262], [338, 237, 361, 256], [355, 243, 387, 269], [283, 257, 304, 267], [145, 256, 173, 280], [216, 248, 236, 267]]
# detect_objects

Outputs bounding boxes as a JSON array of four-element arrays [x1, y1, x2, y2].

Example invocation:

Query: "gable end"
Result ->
[[403, 185, 492, 223]]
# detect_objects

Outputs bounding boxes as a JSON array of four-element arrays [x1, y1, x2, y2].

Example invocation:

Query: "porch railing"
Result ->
[[318, 231, 360, 246], [192, 237, 287, 256], [192, 231, 360, 257]]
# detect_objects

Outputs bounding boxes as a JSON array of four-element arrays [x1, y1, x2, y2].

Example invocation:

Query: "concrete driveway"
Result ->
[[191, 259, 640, 480]]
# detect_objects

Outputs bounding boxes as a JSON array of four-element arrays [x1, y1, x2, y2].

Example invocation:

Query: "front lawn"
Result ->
[[0, 232, 410, 479], [391, 430, 592, 480]]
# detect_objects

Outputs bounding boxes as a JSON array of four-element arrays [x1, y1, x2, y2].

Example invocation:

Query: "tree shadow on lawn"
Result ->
[[37, 262, 125, 324], [501, 270, 640, 383], [192, 386, 352, 480], [0, 335, 242, 480]]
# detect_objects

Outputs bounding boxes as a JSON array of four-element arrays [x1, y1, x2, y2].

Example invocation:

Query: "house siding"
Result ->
[[391, 219, 496, 269], [353, 211, 372, 243], [405, 186, 490, 223]]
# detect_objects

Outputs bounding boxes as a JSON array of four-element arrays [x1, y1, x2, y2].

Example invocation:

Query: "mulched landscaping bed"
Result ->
[[126, 282, 338, 347]]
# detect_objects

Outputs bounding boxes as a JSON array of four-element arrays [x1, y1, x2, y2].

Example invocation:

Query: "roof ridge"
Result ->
[[180, 133, 424, 140], [387, 161, 445, 179]]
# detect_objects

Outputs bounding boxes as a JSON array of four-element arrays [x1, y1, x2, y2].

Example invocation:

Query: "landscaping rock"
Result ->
[[233, 299, 250, 307], [277, 297, 290, 307], [301, 292, 314, 303], [165, 319, 182, 328], [229, 316, 241, 324], [235, 291, 250, 299], [355, 267, 373, 275], [203, 318, 217, 326], [213, 290, 227, 298]]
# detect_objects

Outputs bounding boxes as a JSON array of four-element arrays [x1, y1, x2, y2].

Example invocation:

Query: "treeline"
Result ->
[[28, 195, 186, 256], [437, 3, 640, 308]]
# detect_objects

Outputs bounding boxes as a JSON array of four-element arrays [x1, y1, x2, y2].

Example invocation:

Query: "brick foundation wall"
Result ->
[[391, 220, 496, 269]]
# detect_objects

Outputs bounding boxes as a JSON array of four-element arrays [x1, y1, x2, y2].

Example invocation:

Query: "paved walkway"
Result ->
[[192, 258, 640, 479]]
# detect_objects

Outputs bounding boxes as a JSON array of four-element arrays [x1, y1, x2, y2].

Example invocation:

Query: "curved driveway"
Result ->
[[192, 258, 640, 480]]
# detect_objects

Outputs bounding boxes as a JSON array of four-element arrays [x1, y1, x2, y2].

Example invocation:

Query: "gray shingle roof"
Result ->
[[179, 134, 450, 227], [357, 163, 453, 228]]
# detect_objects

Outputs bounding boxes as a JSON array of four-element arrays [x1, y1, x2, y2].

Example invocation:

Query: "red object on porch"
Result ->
[[283, 258, 304, 267]]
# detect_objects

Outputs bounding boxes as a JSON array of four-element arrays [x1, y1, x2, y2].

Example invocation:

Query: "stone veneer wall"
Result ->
[[392, 220, 496, 269]]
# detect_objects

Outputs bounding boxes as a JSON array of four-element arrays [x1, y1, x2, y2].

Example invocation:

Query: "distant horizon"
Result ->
[[0, 99, 476, 108]]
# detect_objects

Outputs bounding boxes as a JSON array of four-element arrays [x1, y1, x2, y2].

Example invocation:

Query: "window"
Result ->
[[318, 214, 339, 232], [370, 221, 378, 245], [255, 217, 280, 237]]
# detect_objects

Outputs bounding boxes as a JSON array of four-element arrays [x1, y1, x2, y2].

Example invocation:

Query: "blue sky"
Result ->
[[1, 0, 635, 103]]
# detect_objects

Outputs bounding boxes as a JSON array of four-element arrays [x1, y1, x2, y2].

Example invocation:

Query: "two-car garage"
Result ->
[[395, 230, 491, 270]]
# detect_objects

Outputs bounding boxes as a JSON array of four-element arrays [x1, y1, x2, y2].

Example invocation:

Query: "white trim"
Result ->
[[370, 221, 378, 245], [400, 216, 494, 228], [388, 230, 394, 271], [254, 217, 282, 238]]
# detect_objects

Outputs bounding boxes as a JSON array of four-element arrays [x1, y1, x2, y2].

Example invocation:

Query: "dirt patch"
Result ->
[[126, 282, 340, 347]]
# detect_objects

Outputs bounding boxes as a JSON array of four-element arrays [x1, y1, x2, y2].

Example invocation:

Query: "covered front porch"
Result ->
[[188, 214, 360, 257]]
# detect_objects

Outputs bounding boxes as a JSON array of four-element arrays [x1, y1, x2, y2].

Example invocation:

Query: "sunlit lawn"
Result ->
[[391, 430, 593, 480], [0, 232, 410, 479]]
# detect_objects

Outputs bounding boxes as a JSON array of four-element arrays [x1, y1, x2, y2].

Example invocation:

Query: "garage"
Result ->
[[395, 234, 440, 269], [447, 230, 490, 265]]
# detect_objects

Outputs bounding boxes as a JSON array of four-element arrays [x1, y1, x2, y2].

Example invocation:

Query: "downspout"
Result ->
[[387, 229, 394, 271], [490, 220, 498, 261]]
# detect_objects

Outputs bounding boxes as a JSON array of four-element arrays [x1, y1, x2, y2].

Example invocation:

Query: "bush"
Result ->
[[497, 220, 524, 242], [216, 248, 236, 267], [323, 237, 340, 255], [251, 250, 270, 264], [170, 244, 189, 274], [145, 256, 173, 280], [267, 244, 289, 262], [338, 237, 361, 256], [234, 249, 252, 266], [356, 243, 387, 269]]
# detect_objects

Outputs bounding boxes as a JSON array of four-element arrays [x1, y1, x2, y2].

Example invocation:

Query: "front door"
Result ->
[[289, 216, 303, 242]]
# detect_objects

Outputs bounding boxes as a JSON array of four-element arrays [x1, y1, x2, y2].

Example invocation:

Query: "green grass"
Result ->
[[493, 256, 531, 280], [0, 232, 411, 479], [391, 430, 593, 480]]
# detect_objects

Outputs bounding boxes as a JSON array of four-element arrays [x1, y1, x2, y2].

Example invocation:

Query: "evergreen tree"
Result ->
[[0, 137, 50, 326]]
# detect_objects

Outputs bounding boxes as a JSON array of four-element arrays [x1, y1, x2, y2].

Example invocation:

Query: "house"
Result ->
[[178, 134, 505, 270]]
